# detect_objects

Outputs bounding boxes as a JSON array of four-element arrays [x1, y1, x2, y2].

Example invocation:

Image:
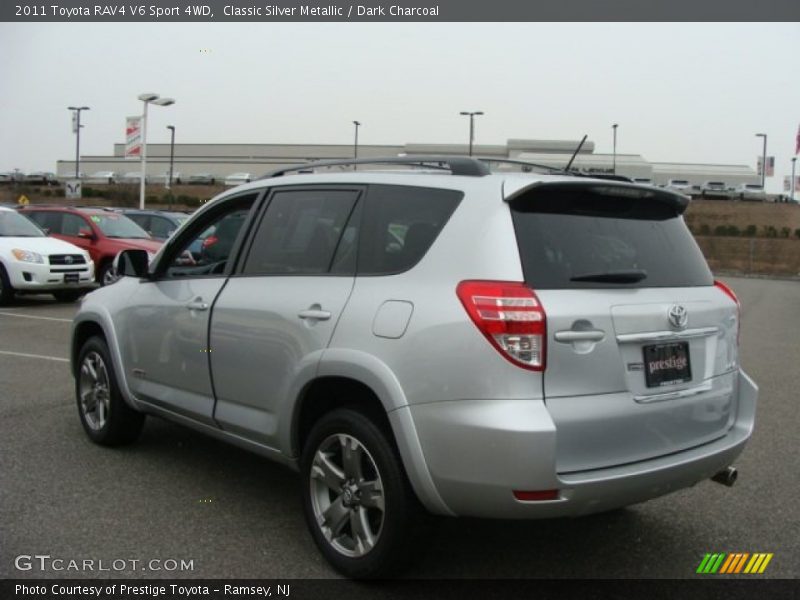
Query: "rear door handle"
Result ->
[[186, 298, 209, 311], [298, 309, 331, 321], [554, 330, 605, 343]]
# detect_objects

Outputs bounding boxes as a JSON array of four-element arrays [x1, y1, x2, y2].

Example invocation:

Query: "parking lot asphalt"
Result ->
[[0, 276, 798, 580]]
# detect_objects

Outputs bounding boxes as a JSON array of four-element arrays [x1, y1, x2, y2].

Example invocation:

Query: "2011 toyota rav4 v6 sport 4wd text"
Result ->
[[70, 157, 757, 578]]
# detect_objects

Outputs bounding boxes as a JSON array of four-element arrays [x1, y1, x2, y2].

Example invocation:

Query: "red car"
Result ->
[[19, 206, 162, 285]]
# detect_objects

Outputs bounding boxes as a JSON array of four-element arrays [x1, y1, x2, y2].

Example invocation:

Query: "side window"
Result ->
[[29, 211, 61, 234], [358, 185, 463, 275], [127, 214, 150, 232], [161, 194, 258, 278], [243, 189, 359, 275], [61, 214, 89, 236], [149, 217, 174, 239]]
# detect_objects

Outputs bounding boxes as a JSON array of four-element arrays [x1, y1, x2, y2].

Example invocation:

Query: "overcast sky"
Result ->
[[0, 22, 798, 191]]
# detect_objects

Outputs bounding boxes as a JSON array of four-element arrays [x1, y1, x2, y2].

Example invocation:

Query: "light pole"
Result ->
[[67, 106, 89, 179], [791, 157, 797, 203], [138, 93, 175, 210], [353, 121, 361, 170], [612, 123, 618, 174], [459, 111, 483, 156], [166, 125, 176, 192], [755, 133, 767, 190]]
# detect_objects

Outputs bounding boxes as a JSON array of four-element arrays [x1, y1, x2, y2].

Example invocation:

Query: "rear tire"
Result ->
[[0, 264, 14, 305], [300, 408, 428, 579], [76, 336, 144, 446]]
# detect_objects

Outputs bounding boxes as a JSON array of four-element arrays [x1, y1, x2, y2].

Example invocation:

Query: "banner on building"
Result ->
[[125, 116, 142, 159], [757, 156, 775, 177], [71, 111, 78, 134], [783, 176, 800, 192]]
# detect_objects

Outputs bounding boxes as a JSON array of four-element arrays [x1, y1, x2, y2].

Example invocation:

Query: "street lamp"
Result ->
[[353, 121, 361, 170], [791, 157, 797, 203], [138, 93, 175, 209], [67, 106, 90, 180], [755, 133, 767, 190], [612, 123, 619, 174], [459, 111, 483, 156], [166, 125, 176, 193]]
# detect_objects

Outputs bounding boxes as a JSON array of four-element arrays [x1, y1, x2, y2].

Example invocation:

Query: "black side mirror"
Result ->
[[115, 249, 150, 278]]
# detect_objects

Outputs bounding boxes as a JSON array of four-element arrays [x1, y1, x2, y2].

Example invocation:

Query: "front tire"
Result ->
[[300, 409, 428, 579], [98, 262, 118, 286], [76, 336, 144, 445]]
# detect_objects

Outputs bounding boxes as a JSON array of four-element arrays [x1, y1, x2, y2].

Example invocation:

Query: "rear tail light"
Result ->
[[456, 280, 546, 371], [714, 279, 740, 342]]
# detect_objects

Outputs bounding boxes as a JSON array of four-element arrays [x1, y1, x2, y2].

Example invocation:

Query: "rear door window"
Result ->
[[357, 185, 462, 275], [242, 189, 359, 275], [510, 187, 713, 289]]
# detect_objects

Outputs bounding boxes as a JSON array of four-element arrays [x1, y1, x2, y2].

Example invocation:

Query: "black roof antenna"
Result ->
[[564, 134, 588, 172]]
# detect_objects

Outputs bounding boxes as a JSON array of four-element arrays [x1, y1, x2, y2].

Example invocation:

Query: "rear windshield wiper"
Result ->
[[570, 269, 647, 283]]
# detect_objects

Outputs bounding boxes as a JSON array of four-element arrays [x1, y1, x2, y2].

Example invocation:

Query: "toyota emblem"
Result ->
[[667, 305, 688, 330], [65, 256, 74, 264]]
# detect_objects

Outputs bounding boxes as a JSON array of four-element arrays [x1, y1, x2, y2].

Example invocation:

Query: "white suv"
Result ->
[[0, 207, 94, 303], [70, 157, 757, 578]]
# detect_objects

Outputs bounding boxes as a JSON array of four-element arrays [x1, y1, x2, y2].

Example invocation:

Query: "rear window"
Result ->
[[510, 188, 713, 289]]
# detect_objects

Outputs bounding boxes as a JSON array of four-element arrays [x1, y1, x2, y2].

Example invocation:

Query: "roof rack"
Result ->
[[263, 155, 491, 178]]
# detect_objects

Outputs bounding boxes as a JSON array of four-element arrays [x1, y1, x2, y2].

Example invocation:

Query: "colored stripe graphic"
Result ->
[[699, 552, 773, 574]]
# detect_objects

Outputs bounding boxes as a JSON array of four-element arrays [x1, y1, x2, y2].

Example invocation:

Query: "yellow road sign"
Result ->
[[17, 195, 29, 205]]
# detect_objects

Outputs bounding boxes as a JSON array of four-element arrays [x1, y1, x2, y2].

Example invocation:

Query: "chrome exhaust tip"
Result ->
[[711, 466, 738, 487]]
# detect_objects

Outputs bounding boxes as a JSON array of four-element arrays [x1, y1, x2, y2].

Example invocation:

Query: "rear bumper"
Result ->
[[403, 369, 757, 518]]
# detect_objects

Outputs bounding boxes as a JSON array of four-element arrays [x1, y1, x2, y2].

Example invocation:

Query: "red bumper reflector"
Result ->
[[513, 489, 559, 501]]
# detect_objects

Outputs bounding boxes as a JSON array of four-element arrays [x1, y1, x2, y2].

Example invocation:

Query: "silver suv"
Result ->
[[71, 157, 758, 578]]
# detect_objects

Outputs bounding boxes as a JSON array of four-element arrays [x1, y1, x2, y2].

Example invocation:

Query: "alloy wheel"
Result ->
[[78, 351, 111, 430], [309, 433, 385, 558]]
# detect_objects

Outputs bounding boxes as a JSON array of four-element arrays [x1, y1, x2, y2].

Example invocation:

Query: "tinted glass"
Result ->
[[149, 216, 176, 239], [28, 211, 61, 233], [358, 185, 462, 275], [62, 213, 89, 236], [243, 189, 358, 275], [510, 188, 713, 289]]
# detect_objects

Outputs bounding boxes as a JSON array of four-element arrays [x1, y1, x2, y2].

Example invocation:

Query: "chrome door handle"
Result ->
[[554, 330, 605, 343], [298, 309, 331, 321], [186, 298, 209, 311]]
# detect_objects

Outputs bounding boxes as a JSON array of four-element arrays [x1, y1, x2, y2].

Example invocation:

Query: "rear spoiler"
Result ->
[[503, 180, 690, 214]]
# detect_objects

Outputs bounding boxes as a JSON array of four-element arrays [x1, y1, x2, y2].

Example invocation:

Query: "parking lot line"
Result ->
[[0, 350, 69, 363], [0, 311, 72, 323]]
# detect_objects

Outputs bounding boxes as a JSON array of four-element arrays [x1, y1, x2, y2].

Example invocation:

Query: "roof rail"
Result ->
[[262, 155, 491, 178]]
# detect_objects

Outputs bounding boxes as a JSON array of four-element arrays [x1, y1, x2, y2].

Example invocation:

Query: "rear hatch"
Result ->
[[508, 181, 739, 473]]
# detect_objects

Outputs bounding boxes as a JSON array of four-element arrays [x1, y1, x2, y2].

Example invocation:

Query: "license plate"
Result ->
[[64, 273, 79, 284], [643, 342, 691, 387]]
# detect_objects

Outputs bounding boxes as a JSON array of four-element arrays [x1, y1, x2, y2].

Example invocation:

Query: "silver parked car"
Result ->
[[70, 156, 757, 578], [734, 183, 766, 202]]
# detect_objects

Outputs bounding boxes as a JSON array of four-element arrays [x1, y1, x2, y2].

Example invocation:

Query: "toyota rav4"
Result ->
[[70, 157, 757, 578]]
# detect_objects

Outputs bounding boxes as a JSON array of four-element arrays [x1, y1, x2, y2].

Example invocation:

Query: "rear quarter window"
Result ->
[[357, 184, 463, 275], [510, 187, 713, 289]]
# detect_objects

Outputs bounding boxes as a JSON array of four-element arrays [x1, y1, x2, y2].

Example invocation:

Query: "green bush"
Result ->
[[744, 224, 757, 237], [699, 224, 711, 235], [795, 229, 800, 240], [762, 225, 778, 238], [780, 227, 791, 238], [43, 190, 52, 197]]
